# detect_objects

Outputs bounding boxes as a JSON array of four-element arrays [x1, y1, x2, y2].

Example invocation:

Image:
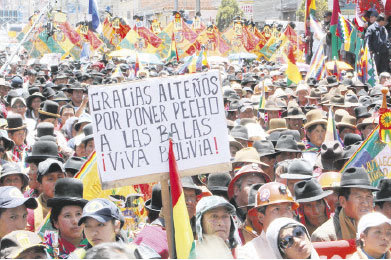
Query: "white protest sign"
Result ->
[[88, 70, 231, 189]]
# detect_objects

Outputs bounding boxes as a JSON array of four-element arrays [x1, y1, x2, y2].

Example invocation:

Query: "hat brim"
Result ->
[[82, 134, 94, 144], [285, 115, 306, 119], [38, 110, 60, 118], [78, 214, 111, 226], [336, 123, 357, 130], [12, 245, 46, 259], [144, 199, 161, 212], [5, 125, 27, 131], [47, 197, 88, 208], [25, 155, 64, 164], [2, 197, 38, 209], [279, 173, 312, 180], [296, 190, 333, 203], [266, 127, 287, 134], [208, 186, 228, 192], [340, 184, 379, 191], [304, 119, 327, 129], [228, 171, 269, 199], [275, 148, 301, 153]]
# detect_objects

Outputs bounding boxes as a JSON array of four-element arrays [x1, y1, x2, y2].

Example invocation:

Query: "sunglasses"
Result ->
[[279, 226, 306, 249]]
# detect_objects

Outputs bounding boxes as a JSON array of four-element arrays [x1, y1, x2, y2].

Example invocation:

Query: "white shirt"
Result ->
[[236, 231, 277, 259]]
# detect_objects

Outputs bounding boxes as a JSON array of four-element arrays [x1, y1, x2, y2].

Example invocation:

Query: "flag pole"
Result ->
[[160, 176, 176, 258]]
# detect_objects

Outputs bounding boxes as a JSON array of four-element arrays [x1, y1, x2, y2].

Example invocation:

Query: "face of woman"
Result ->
[[54, 205, 84, 242], [279, 225, 312, 259], [31, 98, 42, 111], [308, 124, 326, 147], [361, 223, 391, 258]]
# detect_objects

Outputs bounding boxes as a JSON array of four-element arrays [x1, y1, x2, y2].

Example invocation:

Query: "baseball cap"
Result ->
[[78, 198, 124, 227], [0, 230, 46, 259], [0, 186, 37, 209], [357, 212, 391, 239], [10, 97, 26, 108], [37, 158, 65, 179]]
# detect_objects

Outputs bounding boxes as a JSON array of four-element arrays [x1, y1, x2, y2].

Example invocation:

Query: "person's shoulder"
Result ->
[[311, 217, 337, 242]]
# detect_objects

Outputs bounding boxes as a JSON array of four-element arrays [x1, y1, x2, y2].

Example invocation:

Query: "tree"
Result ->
[[216, 0, 244, 32], [296, 0, 329, 22]]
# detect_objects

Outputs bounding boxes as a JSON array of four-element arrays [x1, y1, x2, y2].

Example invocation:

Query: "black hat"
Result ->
[[53, 91, 70, 103], [64, 156, 86, 173], [42, 87, 56, 99], [47, 178, 88, 208], [5, 90, 19, 106], [275, 135, 301, 153], [144, 184, 162, 212], [280, 130, 305, 150], [354, 106, 371, 120], [340, 167, 379, 191], [38, 100, 60, 118], [242, 183, 263, 209], [36, 122, 55, 139], [81, 123, 94, 144], [253, 140, 277, 157], [10, 76, 23, 89], [374, 179, 391, 202], [0, 130, 14, 151], [343, 133, 362, 147], [66, 82, 86, 92], [181, 176, 202, 195], [281, 158, 313, 180], [25, 140, 62, 163], [267, 131, 281, 146], [26, 92, 46, 108], [5, 114, 26, 131], [294, 179, 333, 203], [207, 172, 231, 193]]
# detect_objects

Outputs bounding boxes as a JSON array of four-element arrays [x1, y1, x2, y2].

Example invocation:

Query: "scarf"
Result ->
[[12, 144, 29, 162], [339, 208, 357, 240], [44, 231, 88, 259]]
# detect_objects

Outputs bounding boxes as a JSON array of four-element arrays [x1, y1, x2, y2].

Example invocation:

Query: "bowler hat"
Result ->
[[294, 179, 333, 203], [340, 167, 379, 191], [336, 115, 357, 130], [145, 184, 162, 212], [25, 140, 63, 163], [275, 135, 301, 153], [36, 122, 55, 139], [81, 123, 94, 144], [64, 156, 86, 174], [47, 178, 88, 208], [207, 172, 231, 193], [38, 100, 60, 118], [374, 179, 391, 202], [5, 114, 26, 131], [281, 158, 313, 180]]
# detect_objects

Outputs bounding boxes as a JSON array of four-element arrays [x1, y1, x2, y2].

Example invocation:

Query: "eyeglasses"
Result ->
[[279, 226, 306, 249]]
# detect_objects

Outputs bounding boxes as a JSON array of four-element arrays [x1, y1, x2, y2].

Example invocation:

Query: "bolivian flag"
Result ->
[[168, 139, 195, 258], [286, 43, 302, 86]]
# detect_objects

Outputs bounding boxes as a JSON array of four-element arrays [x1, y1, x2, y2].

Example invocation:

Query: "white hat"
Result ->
[[357, 212, 391, 239], [10, 97, 26, 108]]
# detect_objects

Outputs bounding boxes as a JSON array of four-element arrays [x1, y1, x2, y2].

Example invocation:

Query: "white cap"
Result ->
[[10, 97, 26, 107], [357, 212, 391, 239]]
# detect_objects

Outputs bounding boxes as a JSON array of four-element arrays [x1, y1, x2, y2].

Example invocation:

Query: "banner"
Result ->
[[313, 240, 356, 259], [88, 70, 231, 188], [341, 126, 391, 187]]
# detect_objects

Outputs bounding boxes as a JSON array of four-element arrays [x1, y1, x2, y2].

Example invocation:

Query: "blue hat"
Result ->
[[78, 198, 124, 227], [0, 186, 37, 209]]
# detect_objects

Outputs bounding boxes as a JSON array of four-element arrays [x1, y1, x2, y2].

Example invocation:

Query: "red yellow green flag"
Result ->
[[286, 43, 302, 86], [168, 139, 195, 258]]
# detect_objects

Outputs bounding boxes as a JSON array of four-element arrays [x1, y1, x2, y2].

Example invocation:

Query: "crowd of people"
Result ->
[[0, 10, 390, 259]]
